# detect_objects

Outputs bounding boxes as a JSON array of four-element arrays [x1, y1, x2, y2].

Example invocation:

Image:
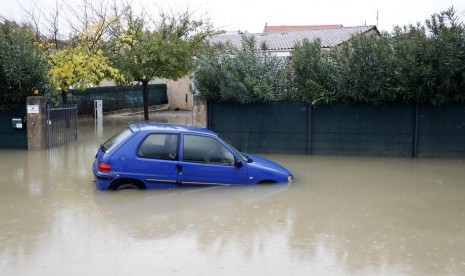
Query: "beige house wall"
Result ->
[[154, 77, 193, 111]]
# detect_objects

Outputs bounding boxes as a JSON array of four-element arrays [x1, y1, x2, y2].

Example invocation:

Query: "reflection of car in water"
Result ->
[[92, 184, 291, 240], [93, 123, 293, 191]]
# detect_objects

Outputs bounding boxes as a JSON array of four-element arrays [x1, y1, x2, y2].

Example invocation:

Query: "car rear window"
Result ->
[[101, 128, 132, 153]]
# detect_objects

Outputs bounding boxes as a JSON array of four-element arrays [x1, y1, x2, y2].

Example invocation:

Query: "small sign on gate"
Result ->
[[27, 105, 39, 114]]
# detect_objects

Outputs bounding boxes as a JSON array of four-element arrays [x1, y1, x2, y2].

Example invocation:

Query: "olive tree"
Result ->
[[107, 8, 215, 120]]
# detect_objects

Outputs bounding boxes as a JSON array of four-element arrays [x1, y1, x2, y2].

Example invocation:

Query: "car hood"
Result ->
[[245, 153, 292, 176]]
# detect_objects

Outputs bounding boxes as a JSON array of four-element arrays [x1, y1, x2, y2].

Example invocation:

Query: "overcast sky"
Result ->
[[1, 0, 464, 33]]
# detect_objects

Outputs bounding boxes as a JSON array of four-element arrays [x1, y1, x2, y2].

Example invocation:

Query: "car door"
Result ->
[[178, 134, 247, 186], [129, 133, 180, 188]]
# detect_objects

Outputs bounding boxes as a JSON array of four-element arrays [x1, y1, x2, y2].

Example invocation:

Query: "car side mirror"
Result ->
[[234, 159, 243, 168]]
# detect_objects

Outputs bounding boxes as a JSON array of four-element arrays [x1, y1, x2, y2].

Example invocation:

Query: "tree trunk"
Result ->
[[142, 79, 149, 121], [61, 90, 68, 105]]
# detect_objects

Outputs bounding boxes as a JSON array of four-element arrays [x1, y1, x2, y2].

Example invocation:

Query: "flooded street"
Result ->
[[1, 111, 465, 276]]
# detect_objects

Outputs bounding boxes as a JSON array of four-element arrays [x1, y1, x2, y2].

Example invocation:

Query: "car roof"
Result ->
[[130, 122, 218, 136]]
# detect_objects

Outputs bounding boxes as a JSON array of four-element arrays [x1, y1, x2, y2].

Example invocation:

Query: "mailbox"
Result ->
[[12, 117, 24, 129]]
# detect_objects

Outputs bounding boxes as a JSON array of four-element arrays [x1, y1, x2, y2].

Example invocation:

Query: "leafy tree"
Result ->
[[107, 8, 215, 120], [194, 35, 290, 104], [46, 9, 124, 104], [49, 36, 124, 104], [0, 19, 49, 110]]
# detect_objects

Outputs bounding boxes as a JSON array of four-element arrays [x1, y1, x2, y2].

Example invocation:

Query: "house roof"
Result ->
[[263, 24, 343, 32], [210, 25, 379, 51]]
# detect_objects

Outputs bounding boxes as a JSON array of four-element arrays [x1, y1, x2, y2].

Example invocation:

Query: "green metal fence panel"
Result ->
[[418, 104, 465, 158], [0, 108, 27, 149], [68, 84, 168, 115], [210, 102, 309, 154], [209, 102, 465, 157], [311, 103, 415, 156]]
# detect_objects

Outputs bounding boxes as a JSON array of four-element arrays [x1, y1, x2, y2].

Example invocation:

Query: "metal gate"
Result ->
[[47, 104, 78, 148]]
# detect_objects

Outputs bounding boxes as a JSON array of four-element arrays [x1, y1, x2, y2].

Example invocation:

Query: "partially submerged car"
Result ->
[[93, 123, 293, 191]]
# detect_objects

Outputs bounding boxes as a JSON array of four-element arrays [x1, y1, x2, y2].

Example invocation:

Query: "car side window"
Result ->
[[138, 134, 179, 160], [183, 135, 235, 166]]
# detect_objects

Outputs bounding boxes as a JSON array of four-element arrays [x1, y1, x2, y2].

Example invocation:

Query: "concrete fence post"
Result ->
[[192, 94, 208, 127], [307, 104, 313, 155], [412, 102, 419, 158], [26, 96, 48, 150]]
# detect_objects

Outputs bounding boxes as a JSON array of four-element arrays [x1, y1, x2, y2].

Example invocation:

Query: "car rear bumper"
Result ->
[[92, 162, 113, 190]]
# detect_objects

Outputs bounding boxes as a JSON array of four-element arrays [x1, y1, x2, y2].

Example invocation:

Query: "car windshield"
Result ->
[[101, 128, 132, 153]]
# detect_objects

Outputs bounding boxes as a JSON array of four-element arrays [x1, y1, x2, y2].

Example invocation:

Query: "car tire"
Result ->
[[257, 180, 277, 185], [116, 183, 140, 191]]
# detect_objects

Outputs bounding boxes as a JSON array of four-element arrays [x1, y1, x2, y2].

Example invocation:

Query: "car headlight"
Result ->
[[287, 175, 294, 182]]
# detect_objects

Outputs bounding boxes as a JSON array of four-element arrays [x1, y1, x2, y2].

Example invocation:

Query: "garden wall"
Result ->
[[209, 102, 465, 157]]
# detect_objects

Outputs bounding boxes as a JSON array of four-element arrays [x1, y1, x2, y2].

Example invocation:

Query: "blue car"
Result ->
[[93, 123, 293, 191]]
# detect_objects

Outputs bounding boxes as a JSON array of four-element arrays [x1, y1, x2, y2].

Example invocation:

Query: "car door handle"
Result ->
[[177, 165, 182, 174]]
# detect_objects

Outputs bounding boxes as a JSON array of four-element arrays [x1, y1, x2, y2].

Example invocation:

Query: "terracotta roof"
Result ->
[[210, 25, 379, 51], [264, 24, 343, 32]]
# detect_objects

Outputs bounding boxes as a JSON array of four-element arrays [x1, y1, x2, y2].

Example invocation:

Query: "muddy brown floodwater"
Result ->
[[1, 111, 465, 276]]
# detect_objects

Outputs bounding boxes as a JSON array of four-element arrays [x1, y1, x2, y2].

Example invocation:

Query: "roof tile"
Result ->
[[211, 26, 378, 50], [263, 24, 343, 32]]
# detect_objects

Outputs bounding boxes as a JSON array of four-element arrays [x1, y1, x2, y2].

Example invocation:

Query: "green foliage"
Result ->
[[107, 9, 215, 83], [193, 35, 290, 104], [391, 25, 431, 103], [298, 6, 465, 106], [0, 20, 49, 110], [392, 7, 465, 105], [47, 16, 124, 104], [424, 7, 465, 104], [331, 33, 398, 105], [196, 7, 465, 107], [193, 42, 229, 102], [291, 39, 335, 104], [106, 8, 215, 120]]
